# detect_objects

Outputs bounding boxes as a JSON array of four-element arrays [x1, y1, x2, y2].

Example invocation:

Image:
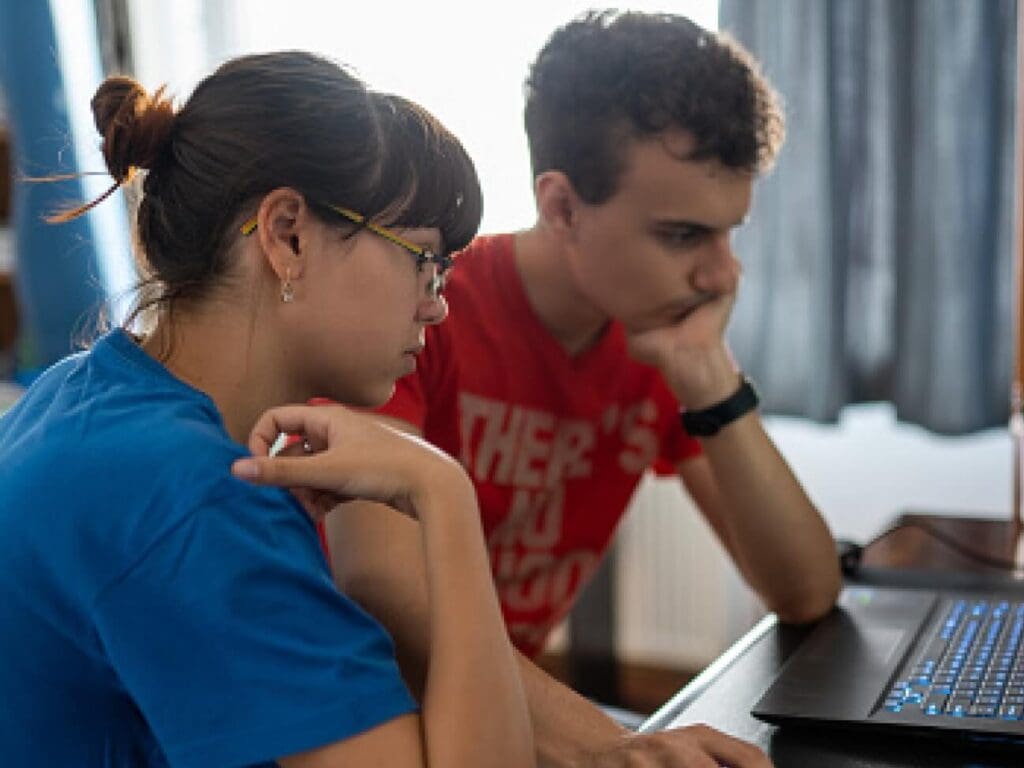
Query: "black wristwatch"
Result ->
[[680, 376, 760, 437]]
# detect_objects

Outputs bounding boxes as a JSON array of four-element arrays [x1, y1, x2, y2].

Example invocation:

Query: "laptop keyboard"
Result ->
[[883, 599, 1024, 721]]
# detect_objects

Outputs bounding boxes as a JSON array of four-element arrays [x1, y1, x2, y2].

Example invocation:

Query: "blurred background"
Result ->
[[0, 0, 1018, 714]]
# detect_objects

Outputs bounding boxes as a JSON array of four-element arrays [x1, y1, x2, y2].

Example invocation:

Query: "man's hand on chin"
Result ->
[[625, 291, 740, 408]]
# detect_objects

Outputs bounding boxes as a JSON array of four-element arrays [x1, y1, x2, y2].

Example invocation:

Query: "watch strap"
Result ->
[[680, 376, 760, 437]]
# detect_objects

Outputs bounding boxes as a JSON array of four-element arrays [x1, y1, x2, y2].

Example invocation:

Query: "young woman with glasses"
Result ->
[[0, 51, 533, 768]]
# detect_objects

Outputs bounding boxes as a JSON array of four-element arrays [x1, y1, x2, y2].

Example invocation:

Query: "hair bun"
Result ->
[[91, 76, 175, 183]]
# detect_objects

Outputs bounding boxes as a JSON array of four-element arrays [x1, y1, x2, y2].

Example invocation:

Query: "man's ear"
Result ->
[[534, 171, 581, 241], [254, 188, 308, 282]]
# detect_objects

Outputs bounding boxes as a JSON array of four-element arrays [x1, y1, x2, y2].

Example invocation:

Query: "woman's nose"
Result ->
[[418, 294, 449, 325]]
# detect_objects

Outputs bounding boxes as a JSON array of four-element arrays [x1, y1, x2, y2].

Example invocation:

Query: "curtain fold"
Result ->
[[721, 0, 1017, 434]]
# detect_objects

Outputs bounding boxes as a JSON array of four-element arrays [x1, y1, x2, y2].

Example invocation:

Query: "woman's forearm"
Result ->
[[415, 473, 535, 767]]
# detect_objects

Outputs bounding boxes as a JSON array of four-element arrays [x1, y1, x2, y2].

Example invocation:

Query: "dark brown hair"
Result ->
[[524, 11, 785, 204], [63, 51, 482, 324]]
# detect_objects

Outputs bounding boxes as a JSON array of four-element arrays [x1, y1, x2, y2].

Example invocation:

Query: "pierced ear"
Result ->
[[254, 188, 308, 282], [534, 171, 582, 241]]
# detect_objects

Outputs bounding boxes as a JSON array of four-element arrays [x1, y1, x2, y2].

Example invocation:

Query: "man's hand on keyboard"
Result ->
[[587, 723, 773, 767]]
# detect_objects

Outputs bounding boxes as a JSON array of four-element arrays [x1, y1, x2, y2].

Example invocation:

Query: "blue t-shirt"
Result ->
[[0, 330, 417, 767]]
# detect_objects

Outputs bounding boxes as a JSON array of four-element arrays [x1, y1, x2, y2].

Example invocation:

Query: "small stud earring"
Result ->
[[281, 268, 295, 303]]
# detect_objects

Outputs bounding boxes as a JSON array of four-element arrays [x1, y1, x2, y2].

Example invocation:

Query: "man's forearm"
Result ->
[[689, 413, 841, 623], [517, 651, 627, 768]]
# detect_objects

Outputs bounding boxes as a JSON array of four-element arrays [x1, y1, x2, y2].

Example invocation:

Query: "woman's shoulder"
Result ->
[[2, 331, 288, 551]]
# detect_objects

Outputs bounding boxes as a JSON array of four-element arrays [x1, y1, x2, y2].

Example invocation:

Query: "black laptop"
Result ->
[[752, 586, 1024, 742]]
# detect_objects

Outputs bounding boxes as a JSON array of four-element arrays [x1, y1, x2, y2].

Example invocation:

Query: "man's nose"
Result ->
[[691, 232, 741, 294]]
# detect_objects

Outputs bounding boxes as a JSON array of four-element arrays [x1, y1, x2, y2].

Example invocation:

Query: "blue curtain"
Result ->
[[721, 0, 1017, 434], [0, 0, 132, 375]]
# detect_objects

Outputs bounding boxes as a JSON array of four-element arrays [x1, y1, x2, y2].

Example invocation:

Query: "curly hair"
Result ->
[[524, 11, 785, 204]]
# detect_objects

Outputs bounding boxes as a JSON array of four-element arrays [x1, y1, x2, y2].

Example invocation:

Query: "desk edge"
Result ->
[[638, 613, 778, 733]]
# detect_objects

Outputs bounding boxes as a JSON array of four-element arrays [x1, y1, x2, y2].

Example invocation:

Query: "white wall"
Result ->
[[766, 402, 1014, 542]]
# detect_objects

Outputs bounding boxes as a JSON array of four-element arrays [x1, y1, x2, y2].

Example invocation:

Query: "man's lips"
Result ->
[[671, 293, 715, 321], [627, 295, 714, 334]]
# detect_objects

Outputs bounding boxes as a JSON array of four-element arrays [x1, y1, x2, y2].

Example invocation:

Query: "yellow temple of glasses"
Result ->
[[239, 204, 427, 259]]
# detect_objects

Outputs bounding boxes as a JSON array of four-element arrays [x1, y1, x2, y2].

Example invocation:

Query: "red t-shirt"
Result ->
[[378, 234, 701, 656]]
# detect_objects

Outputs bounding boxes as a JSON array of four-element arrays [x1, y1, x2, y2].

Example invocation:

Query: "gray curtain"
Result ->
[[720, 0, 1017, 434]]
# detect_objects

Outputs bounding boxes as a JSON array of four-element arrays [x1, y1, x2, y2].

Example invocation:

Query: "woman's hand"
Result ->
[[231, 404, 465, 521]]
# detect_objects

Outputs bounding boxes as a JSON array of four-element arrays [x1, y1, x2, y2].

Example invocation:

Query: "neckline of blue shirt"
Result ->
[[99, 328, 227, 429]]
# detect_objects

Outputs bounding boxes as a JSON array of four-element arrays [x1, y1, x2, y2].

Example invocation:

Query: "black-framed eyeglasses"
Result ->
[[240, 204, 453, 300]]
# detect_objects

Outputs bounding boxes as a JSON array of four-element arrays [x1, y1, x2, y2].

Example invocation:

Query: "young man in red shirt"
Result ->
[[327, 11, 840, 767]]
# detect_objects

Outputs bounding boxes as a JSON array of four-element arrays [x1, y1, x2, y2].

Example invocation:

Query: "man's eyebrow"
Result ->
[[650, 219, 712, 232], [651, 216, 748, 231]]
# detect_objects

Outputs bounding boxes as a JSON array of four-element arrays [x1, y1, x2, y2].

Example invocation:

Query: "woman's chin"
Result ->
[[357, 381, 397, 410], [312, 379, 395, 410]]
